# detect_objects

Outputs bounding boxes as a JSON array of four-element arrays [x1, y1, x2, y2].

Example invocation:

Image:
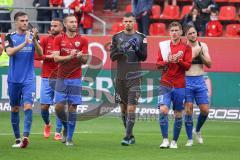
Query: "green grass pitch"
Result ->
[[0, 112, 239, 160]]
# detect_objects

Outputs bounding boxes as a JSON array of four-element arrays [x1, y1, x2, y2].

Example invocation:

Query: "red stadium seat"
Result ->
[[225, 24, 240, 37], [181, 5, 193, 18], [149, 23, 166, 36], [125, 4, 132, 13], [160, 5, 180, 20], [110, 22, 138, 34], [218, 6, 237, 20], [151, 5, 161, 19], [110, 22, 124, 34]]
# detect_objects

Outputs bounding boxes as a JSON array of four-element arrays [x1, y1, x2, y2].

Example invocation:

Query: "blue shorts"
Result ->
[[54, 79, 82, 105], [40, 78, 56, 105], [158, 87, 185, 111], [8, 81, 36, 107], [185, 76, 209, 105]]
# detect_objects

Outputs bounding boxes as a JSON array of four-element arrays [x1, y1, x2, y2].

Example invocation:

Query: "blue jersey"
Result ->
[[4, 32, 36, 83]]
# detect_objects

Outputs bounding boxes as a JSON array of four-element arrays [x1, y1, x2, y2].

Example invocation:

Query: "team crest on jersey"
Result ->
[[75, 41, 81, 47]]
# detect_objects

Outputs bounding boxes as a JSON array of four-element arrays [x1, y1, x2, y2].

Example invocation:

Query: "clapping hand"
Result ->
[[25, 31, 32, 45], [76, 50, 83, 59], [31, 27, 39, 40], [168, 51, 183, 63]]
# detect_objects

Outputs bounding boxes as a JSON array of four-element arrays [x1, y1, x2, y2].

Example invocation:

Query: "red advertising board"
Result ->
[[2, 34, 238, 72], [87, 36, 240, 72]]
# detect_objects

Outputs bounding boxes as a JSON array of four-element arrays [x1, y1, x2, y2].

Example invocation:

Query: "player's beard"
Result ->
[[189, 38, 197, 43], [68, 26, 77, 33], [125, 25, 133, 32], [51, 30, 60, 36]]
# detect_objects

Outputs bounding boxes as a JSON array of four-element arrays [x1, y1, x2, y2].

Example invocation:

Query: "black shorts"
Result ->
[[115, 78, 141, 105]]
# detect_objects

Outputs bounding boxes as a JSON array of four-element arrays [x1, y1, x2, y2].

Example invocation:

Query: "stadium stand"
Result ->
[[218, 6, 237, 20], [150, 5, 161, 19], [180, 5, 193, 18], [160, 5, 180, 20], [149, 23, 166, 36], [225, 24, 240, 37]]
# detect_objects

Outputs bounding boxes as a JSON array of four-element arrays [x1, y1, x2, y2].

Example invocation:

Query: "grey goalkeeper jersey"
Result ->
[[110, 31, 147, 80]]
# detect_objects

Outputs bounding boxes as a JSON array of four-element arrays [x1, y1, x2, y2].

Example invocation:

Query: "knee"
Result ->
[[11, 107, 19, 112], [127, 105, 136, 113], [120, 104, 127, 114], [200, 106, 209, 115], [185, 103, 193, 115], [174, 111, 183, 118], [55, 103, 64, 113], [159, 105, 169, 115], [24, 104, 32, 111], [41, 104, 49, 111], [68, 105, 77, 112]]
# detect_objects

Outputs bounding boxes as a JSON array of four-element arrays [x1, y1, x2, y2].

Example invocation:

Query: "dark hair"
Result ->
[[190, 6, 199, 16], [14, 11, 28, 21], [168, 21, 182, 30], [63, 14, 76, 22], [211, 9, 219, 14], [52, 18, 63, 23], [184, 24, 196, 34], [52, 18, 63, 26], [123, 12, 135, 18]]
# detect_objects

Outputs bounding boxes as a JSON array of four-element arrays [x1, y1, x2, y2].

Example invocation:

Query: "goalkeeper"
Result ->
[[110, 13, 147, 146]]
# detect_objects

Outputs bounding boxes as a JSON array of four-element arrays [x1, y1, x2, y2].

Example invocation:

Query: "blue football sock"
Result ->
[[196, 113, 208, 132], [173, 117, 183, 141], [185, 114, 193, 140], [55, 116, 62, 133], [23, 109, 33, 137], [56, 109, 67, 130], [67, 111, 77, 141], [11, 111, 20, 139], [159, 113, 168, 139], [41, 109, 50, 125]]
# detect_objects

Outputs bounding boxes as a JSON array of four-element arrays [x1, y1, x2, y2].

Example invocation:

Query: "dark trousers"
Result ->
[[200, 19, 208, 37], [37, 16, 51, 33], [0, 12, 11, 32], [104, 0, 118, 10], [136, 13, 150, 35], [38, 23, 50, 33]]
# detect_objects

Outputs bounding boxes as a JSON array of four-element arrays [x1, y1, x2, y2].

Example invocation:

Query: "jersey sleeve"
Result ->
[[156, 49, 168, 68], [4, 34, 14, 50], [110, 34, 121, 61], [53, 35, 61, 52], [35, 36, 47, 60], [69, 1, 77, 10], [136, 34, 147, 61], [178, 45, 192, 70], [81, 37, 88, 54], [80, 0, 93, 13]]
